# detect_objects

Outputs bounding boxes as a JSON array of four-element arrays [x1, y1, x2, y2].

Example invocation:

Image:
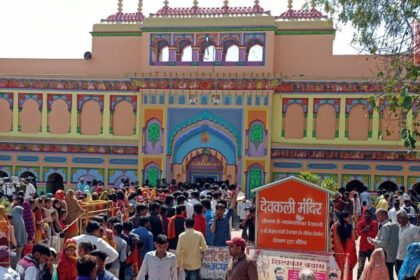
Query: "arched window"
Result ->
[[225, 45, 239, 62], [49, 99, 71, 134], [381, 106, 402, 141], [20, 99, 41, 134], [158, 46, 169, 62], [348, 104, 369, 140], [0, 98, 12, 132], [181, 45, 192, 62], [113, 101, 135, 136], [316, 104, 336, 139], [80, 100, 102, 135], [203, 45, 216, 62], [284, 104, 305, 139], [247, 44, 263, 62]]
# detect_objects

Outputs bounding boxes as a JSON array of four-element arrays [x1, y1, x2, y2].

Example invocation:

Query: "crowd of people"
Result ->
[[331, 185, 420, 280], [0, 178, 259, 280], [1, 177, 420, 280]]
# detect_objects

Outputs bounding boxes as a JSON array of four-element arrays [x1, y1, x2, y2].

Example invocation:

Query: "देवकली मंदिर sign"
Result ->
[[200, 247, 231, 280], [249, 248, 341, 280], [253, 177, 330, 252]]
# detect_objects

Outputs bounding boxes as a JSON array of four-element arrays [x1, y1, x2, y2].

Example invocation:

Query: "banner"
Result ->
[[253, 177, 330, 252], [200, 247, 231, 280], [249, 249, 341, 280]]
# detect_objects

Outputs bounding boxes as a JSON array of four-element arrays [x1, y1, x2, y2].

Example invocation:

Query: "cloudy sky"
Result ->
[[0, 0, 358, 58]]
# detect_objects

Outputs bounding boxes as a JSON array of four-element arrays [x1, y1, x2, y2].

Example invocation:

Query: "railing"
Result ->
[[77, 200, 114, 235]]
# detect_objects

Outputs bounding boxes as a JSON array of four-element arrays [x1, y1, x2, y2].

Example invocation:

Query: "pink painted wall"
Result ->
[[20, 99, 41, 133], [381, 106, 402, 141], [80, 100, 102, 135], [284, 104, 305, 139], [0, 99, 12, 132], [316, 104, 336, 139], [113, 101, 135, 136], [348, 104, 369, 140], [49, 99, 71, 134], [0, 29, 381, 80]]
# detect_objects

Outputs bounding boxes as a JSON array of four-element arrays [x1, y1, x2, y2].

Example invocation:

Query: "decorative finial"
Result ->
[[118, 0, 123, 13], [311, 0, 316, 9], [164, 0, 169, 8], [223, 0, 229, 7], [288, 0, 293, 10], [254, 0, 260, 6], [193, 0, 199, 7], [138, 0, 143, 13]]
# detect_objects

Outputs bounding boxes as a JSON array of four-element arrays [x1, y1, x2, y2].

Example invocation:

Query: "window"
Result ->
[[225, 45, 239, 62], [200, 96, 208, 105], [203, 45, 216, 62], [169, 95, 175, 104], [181, 45, 192, 62], [158, 46, 169, 62], [236, 96, 243, 105], [247, 44, 263, 62]]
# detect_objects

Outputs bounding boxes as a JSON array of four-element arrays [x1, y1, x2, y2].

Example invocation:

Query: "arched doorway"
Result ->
[[187, 154, 223, 183], [0, 171, 7, 179], [46, 173, 64, 194], [378, 180, 398, 192], [20, 171, 37, 188], [346, 180, 365, 193]]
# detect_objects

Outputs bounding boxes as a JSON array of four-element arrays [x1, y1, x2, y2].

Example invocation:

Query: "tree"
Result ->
[[298, 171, 339, 193], [313, 0, 419, 149]]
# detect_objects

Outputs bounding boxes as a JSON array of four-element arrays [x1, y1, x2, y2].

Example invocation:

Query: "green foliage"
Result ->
[[313, 0, 419, 149], [298, 171, 339, 193]]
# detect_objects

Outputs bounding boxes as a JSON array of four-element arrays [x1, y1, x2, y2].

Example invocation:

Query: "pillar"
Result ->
[[215, 47, 223, 62], [12, 92, 19, 132], [239, 47, 247, 62], [168, 47, 177, 62], [338, 97, 346, 140], [103, 95, 110, 136], [192, 47, 200, 62], [71, 94, 78, 134], [41, 93, 48, 133], [307, 97, 314, 139]]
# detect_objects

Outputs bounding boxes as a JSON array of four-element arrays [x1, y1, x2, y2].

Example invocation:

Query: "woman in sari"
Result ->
[[23, 201, 35, 241], [64, 189, 84, 239], [331, 211, 357, 280], [398, 242, 420, 280], [360, 248, 389, 280]]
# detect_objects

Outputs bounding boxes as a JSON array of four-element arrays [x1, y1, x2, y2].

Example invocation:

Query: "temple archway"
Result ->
[[46, 173, 64, 194], [346, 179, 364, 193], [378, 180, 398, 192], [184, 149, 226, 183]]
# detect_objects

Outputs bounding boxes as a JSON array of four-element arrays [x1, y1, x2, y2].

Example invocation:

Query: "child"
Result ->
[[57, 239, 78, 280], [77, 242, 95, 258]]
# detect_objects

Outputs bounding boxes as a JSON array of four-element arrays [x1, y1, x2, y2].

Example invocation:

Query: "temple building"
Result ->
[[0, 0, 418, 194]]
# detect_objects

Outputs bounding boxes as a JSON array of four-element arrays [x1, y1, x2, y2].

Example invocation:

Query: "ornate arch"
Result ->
[[246, 163, 265, 195], [247, 120, 267, 156], [143, 163, 160, 187]]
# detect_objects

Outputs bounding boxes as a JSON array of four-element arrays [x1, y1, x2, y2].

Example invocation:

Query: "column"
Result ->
[[70, 94, 78, 134], [103, 94, 110, 136], [12, 92, 19, 133], [338, 97, 346, 140], [168, 47, 177, 62], [239, 47, 247, 62], [215, 47, 223, 62], [306, 97, 314, 139], [41, 92, 48, 133], [192, 47, 200, 62], [372, 110, 380, 140]]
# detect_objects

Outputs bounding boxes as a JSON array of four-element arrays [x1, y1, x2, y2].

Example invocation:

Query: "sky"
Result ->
[[0, 0, 358, 59]]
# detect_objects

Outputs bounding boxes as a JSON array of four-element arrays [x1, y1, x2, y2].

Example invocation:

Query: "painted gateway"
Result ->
[[0, 0, 419, 194]]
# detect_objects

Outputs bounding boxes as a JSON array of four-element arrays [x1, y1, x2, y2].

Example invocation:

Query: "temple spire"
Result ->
[[288, 0, 293, 10], [193, 0, 199, 8], [117, 0, 123, 13], [223, 0, 229, 8], [138, 0, 143, 14], [164, 0, 169, 8], [254, 0, 260, 6]]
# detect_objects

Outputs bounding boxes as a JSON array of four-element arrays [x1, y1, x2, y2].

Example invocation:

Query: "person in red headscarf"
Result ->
[[57, 239, 78, 280]]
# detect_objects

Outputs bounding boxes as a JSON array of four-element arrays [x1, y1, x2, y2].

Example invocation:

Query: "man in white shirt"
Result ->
[[73, 221, 119, 265], [395, 210, 420, 276], [388, 198, 405, 224], [137, 234, 178, 280], [0, 245, 19, 280], [23, 179, 36, 200], [402, 198, 417, 224], [237, 195, 252, 222]]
